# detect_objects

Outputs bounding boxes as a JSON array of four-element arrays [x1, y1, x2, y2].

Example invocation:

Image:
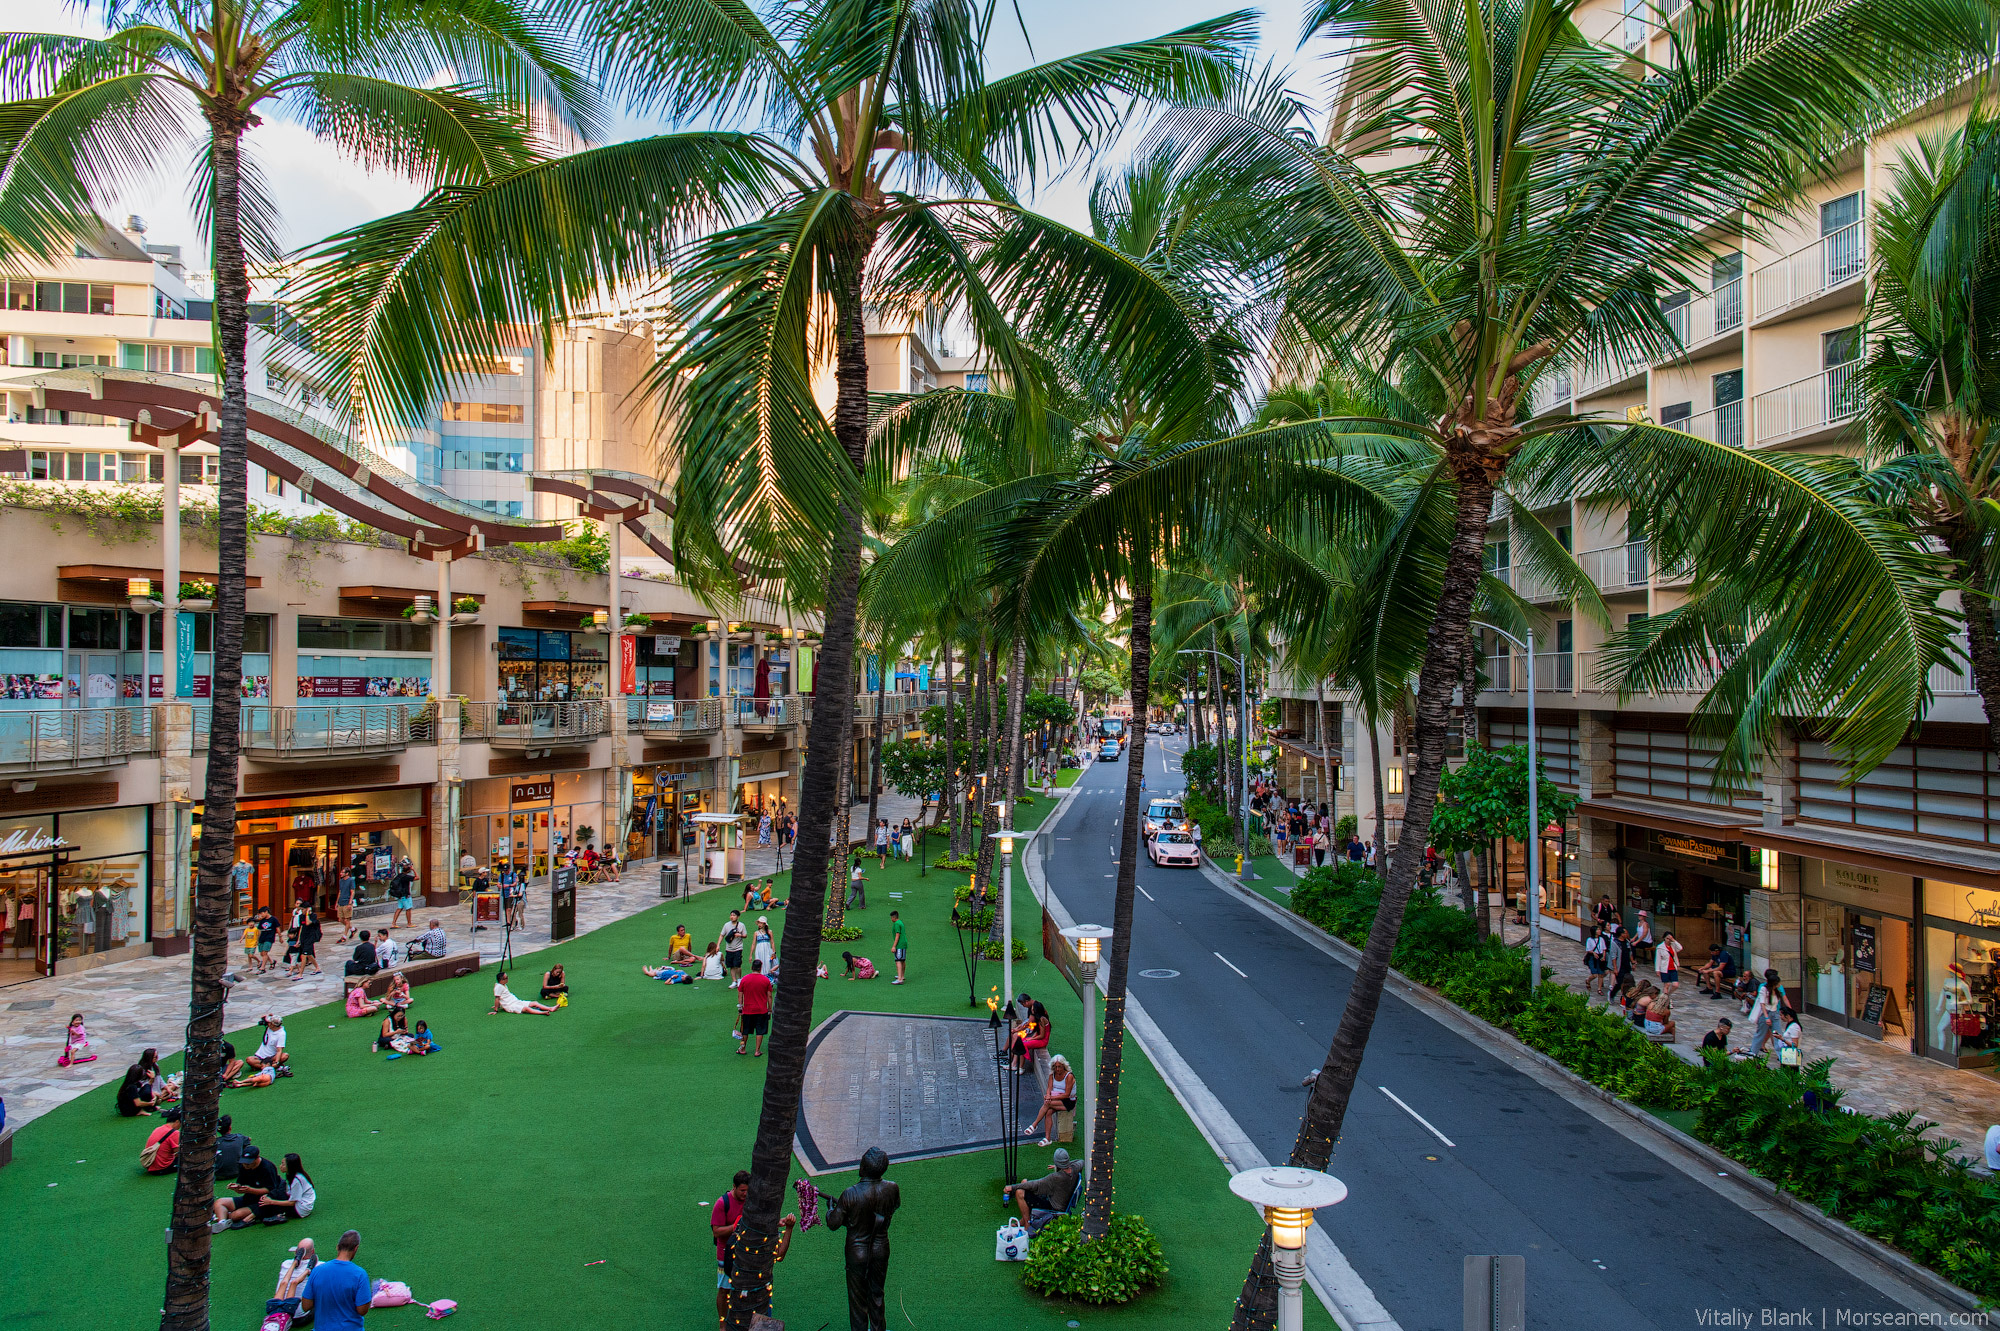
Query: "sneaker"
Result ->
[[210, 1217, 232, 1234], [891, 978, 904, 985], [229, 1219, 251, 1230]]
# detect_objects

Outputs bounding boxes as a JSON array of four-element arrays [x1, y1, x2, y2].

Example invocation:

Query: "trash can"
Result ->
[[659, 863, 680, 898]]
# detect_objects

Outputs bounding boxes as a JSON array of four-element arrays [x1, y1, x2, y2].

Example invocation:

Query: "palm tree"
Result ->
[[0, 9, 587, 1326], [285, 6, 1253, 1321], [1174, 0, 2000, 1319]]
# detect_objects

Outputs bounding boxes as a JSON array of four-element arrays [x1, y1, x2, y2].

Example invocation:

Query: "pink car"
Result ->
[[1148, 829, 1199, 867]]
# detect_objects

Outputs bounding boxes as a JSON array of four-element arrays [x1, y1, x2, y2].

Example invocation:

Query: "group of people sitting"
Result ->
[[346, 970, 442, 1055], [222, 1015, 293, 1089], [341, 921, 451, 981], [116, 1047, 182, 1116], [1616, 981, 1677, 1039], [741, 878, 787, 912], [490, 969, 561, 1015]]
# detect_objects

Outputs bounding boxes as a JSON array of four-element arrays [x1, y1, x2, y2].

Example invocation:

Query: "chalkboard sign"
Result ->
[[550, 866, 577, 941], [1862, 983, 1890, 1026]]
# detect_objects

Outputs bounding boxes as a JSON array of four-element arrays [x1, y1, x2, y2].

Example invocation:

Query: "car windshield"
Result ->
[[1147, 801, 1183, 821], [1157, 831, 1191, 844]]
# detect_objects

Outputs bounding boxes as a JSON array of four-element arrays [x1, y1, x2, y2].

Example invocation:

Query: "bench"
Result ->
[[346, 950, 482, 997]]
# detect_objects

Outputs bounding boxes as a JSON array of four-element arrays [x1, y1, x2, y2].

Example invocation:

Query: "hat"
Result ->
[[1052, 1148, 1072, 1166]]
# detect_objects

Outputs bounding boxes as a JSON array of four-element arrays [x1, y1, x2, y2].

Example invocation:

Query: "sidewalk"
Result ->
[[0, 790, 924, 1134], [1253, 853, 2000, 1163]]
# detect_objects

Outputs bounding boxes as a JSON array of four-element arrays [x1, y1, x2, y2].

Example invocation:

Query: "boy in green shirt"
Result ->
[[890, 911, 907, 984]]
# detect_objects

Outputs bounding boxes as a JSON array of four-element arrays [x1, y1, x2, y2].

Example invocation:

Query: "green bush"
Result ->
[[933, 854, 976, 870], [972, 937, 1030, 961], [1022, 1212, 1169, 1304], [821, 924, 863, 942], [1335, 813, 1358, 841]]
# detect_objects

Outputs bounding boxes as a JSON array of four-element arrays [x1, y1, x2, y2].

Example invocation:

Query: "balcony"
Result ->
[[1658, 278, 1744, 360], [1671, 398, 1743, 449], [463, 700, 609, 749], [1750, 222, 1865, 324], [1574, 350, 1648, 399], [1578, 541, 1649, 593], [0, 705, 156, 773], [1751, 360, 1860, 447], [240, 704, 413, 761], [732, 695, 806, 730], [627, 696, 723, 736]]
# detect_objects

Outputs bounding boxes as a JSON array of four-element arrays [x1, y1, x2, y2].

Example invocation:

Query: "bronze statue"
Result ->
[[825, 1146, 900, 1331]]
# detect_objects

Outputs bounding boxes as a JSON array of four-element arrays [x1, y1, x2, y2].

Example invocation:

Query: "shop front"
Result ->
[[1615, 826, 1758, 969], [0, 807, 150, 982], [1800, 861, 1918, 1048], [461, 770, 606, 883], [1919, 878, 2000, 1073], [497, 628, 608, 702], [627, 761, 713, 862], [737, 747, 793, 822], [203, 787, 430, 924]]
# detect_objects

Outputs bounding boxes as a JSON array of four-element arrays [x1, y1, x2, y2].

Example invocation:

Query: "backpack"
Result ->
[[140, 1131, 171, 1170]]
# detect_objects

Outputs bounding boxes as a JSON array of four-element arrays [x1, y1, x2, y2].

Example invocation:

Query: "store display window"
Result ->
[[497, 627, 607, 701], [0, 806, 149, 982]]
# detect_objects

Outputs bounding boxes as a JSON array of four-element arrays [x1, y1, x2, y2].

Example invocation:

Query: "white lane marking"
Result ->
[[1379, 1086, 1457, 1148], [1214, 951, 1248, 979], [1137, 885, 1155, 902]]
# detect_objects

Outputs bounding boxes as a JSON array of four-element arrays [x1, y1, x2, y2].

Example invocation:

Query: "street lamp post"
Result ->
[[1060, 922, 1111, 1178], [1177, 647, 1251, 883], [987, 821, 1039, 1008], [1472, 621, 1540, 990], [1229, 1166, 1349, 1331]]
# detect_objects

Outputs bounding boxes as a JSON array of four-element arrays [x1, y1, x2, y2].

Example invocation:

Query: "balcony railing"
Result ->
[[1578, 541, 1649, 592], [1750, 221, 1865, 320], [241, 704, 412, 759], [1671, 398, 1743, 449], [731, 695, 806, 727], [1660, 277, 1744, 356], [627, 696, 723, 734], [463, 700, 609, 745], [1575, 350, 1649, 398], [1751, 360, 1860, 445], [0, 705, 157, 771]]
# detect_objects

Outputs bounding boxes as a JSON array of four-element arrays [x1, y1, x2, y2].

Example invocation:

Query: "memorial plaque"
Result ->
[[795, 1011, 1046, 1174]]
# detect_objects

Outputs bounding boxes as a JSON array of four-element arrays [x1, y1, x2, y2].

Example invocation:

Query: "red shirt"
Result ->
[[145, 1122, 179, 1171], [712, 1190, 742, 1261], [738, 972, 774, 1016]]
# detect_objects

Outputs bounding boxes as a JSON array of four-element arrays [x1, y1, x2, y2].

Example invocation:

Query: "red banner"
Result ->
[[619, 635, 636, 696]]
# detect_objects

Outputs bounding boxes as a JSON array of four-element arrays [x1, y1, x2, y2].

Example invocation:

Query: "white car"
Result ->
[[1149, 828, 1200, 867], [1143, 798, 1186, 837]]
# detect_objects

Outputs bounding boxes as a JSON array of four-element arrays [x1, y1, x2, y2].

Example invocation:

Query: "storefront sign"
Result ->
[[1659, 835, 1728, 863], [0, 826, 72, 857], [1809, 861, 1915, 917], [644, 701, 678, 723], [297, 675, 432, 699], [767, 649, 789, 665], [739, 750, 784, 778], [1923, 879, 2000, 930], [511, 780, 554, 804], [653, 635, 681, 655]]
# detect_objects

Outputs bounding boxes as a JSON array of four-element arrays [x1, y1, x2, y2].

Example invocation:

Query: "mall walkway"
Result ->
[[0, 791, 924, 1134]]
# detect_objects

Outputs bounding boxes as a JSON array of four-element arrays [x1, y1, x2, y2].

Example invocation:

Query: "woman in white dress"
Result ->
[[489, 970, 557, 1015], [753, 919, 776, 972]]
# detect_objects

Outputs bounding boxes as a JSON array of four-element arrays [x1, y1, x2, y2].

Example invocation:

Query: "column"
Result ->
[[1573, 711, 1619, 924], [161, 442, 180, 702], [1749, 852, 1803, 987], [433, 554, 452, 699]]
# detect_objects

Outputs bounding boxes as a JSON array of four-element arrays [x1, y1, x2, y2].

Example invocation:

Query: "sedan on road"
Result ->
[[1148, 828, 1200, 867], [1097, 741, 1121, 762], [1143, 798, 1186, 837]]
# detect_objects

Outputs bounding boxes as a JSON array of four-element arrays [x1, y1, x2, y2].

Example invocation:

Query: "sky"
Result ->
[[14, 0, 1338, 264]]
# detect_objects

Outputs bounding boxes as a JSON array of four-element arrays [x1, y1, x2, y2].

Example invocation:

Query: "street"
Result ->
[[1043, 735, 1922, 1331]]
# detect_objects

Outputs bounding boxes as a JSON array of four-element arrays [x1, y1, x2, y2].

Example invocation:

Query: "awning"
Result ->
[[1576, 797, 1757, 841], [1741, 822, 2000, 894]]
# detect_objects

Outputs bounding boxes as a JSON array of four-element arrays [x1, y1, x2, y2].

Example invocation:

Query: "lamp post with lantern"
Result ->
[[1228, 1166, 1348, 1331], [1060, 922, 1111, 1177]]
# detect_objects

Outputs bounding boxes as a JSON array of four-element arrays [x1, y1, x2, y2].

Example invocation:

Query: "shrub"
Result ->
[[1335, 813, 1358, 841], [932, 854, 976, 870], [821, 924, 863, 942], [1022, 1213, 1169, 1304], [972, 937, 1029, 961]]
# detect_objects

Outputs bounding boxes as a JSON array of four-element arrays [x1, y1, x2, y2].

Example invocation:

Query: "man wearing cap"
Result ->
[[1003, 1148, 1082, 1235]]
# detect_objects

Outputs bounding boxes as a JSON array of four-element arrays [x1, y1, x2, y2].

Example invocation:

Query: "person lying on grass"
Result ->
[[642, 961, 695, 983], [490, 970, 557, 1015]]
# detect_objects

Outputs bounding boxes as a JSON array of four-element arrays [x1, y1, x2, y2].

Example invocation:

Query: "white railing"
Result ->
[[1578, 541, 1649, 592], [463, 700, 609, 742], [1529, 368, 1574, 416], [1661, 278, 1744, 356], [626, 696, 723, 733], [1751, 221, 1865, 319], [1672, 398, 1744, 449], [1751, 360, 1861, 445], [731, 695, 805, 726], [1575, 350, 1649, 398]]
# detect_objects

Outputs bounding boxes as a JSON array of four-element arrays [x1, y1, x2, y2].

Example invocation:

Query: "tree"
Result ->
[[287, 5, 1254, 1322], [0, 8, 586, 1327], [880, 735, 950, 814], [1176, 0, 2000, 1320], [1429, 742, 1577, 919]]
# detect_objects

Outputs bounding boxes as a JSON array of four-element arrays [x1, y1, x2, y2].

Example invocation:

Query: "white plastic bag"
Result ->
[[996, 1221, 1028, 1262]]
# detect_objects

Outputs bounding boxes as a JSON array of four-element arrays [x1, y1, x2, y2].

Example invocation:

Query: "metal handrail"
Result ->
[[626, 696, 723, 732], [1578, 541, 1649, 592], [241, 704, 413, 757], [463, 700, 609, 741], [1751, 220, 1865, 319], [1659, 277, 1744, 356], [730, 695, 804, 726], [0, 705, 156, 769]]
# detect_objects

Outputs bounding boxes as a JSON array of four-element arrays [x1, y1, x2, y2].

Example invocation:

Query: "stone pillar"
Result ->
[[151, 701, 196, 954], [426, 709, 460, 906], [1750, 852, 1803, 987], [1572, 711, 1619, 920]]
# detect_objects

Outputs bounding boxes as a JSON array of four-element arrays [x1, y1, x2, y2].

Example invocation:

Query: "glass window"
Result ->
[[295, 617, 431, 652], [440, 401, 524, 424], [498, 627, 538, 660], [0, 604, 44, 648]]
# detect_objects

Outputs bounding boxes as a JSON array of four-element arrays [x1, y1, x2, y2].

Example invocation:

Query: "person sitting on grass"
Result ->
[[299, 1230, 372, 1331], [384, 971, 414, 1012], [1003, 1148, 1081, 1236], [375, 1008, 409, 1051], [540, 963, 569, 1003], [118, 1058, 163, 1117], [142, 1108, 181, 1175], [408, 1020, 439, 1055], [668, 925, 698, 963], [210, 1144, 286, 1229], [842, 951, 877, 980], [257, 1153, 316, 1221], [344, 984, 385, 1019], [268, 1236, 318, 1326], [490, 970, 557, 1015]]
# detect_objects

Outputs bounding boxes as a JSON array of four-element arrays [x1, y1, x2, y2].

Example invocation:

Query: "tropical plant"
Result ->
[[0, 6, 586, 1325], [283, 5, 1254, 1320], [1172, 0, 2000, 1319]]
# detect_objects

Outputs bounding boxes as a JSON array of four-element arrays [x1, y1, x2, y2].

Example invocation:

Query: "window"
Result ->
[[297, 617, 432, 652], [444, 354, 524, 376], [179, 454, 218, 484], [1622, 0, 1646, 47], [1555, 523, 1573, 553], [119, 344, 216, 375], [153, 290, 184, 320], [30, 281, 113, 314], [1386, 765, 1405, 795], [965, 372, 989, 392], [32, 352, 111, 370], [1823, 324, 1861, 369], [266, 473, 285, 497], [440, 401, 524, 424], [445, 448, 526, 472], [470, 499, 524, 516], [1822, 193, 1864, 284], [1659, 401, 1692, 428], [27, 451, 120, 480]]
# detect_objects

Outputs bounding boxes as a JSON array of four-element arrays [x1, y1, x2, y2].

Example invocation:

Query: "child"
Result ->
[[241, 920, 259, 973], [409, 1020, 438, 1054], [58, 1012, 96, 1066], [842, 951, 877, 980]]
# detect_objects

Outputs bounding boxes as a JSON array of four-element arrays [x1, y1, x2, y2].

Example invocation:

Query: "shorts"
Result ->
[[1660, 969, 1679, 984], [717, 1260, 733, 1291], [742, 1012, 770, 1036], [725, 951, 744, 970], [257, 940, 274, 953], [1584, 958, 1603, 974], [396, 895, 413, 909], [893, 948, 906, 961]]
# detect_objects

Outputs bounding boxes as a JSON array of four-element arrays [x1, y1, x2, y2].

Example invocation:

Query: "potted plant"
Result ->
[[450, 596, 481, 624], [623, 612, 653, 630], [764, 630, 786, 643], [178, 580, 215, 611], [402, 599, 437, 624]]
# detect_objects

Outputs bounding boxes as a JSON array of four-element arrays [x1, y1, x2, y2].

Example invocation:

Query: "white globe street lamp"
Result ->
[[1229, 1165, 1349, 1331]]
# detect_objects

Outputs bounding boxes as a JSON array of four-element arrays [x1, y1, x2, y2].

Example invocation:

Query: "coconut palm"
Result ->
[[0, 8, 588, 1326], [1165, 0, 2000, 1318], [285, 5, 1253, 1320]]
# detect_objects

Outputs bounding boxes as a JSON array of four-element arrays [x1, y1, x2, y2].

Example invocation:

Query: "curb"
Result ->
[[1195, 858, 1987, 1317]]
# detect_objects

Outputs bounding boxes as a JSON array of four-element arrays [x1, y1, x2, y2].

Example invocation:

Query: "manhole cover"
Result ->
[[1138, 969, 1180, 979]]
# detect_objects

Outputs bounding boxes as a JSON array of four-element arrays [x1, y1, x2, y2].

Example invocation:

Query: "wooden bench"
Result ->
[[346, 950, 482, 997]]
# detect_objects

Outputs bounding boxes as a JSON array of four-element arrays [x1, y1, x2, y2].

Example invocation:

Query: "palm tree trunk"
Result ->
[[161, 118, 253, 1331], [971, 634, 998, 901], [1192, 672, 1207, 749], [1230, 457, 1496, 1329], [1082, 559, 1150, 1238], [1002, 622, 1028, 810], [824, 719, 853, 931], [936, 637, 957, 832], [727, 229, 876, 1331], [1313, 679, 1332, 816], [1371, 715, 1388, 870], [865, 640, 887, 843]]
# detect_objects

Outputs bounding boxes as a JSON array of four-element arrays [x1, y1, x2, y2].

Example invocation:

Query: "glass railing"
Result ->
[[240, 704, 412, 757], [626, 696, 723, 732], [0, 706, 157, 769]]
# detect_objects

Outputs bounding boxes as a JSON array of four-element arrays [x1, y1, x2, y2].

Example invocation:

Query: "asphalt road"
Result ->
[[1044, 735, 1911, 1331]]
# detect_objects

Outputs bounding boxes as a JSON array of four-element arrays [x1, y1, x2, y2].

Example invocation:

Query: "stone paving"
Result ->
[[0, 791, 924, 1135], [1257, 856, 2000, 1163]]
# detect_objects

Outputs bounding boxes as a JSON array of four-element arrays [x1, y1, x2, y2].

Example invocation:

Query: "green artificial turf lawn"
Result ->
[[1, 793, 1330, 1331], [1052, 768, 1081, 789]]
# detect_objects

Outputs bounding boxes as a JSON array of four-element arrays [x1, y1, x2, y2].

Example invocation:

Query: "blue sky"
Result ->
[[15, 0, 1335, 261]]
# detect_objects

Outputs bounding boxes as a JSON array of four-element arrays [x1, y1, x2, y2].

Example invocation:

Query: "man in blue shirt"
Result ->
[[300, 1229, 372, 1328]]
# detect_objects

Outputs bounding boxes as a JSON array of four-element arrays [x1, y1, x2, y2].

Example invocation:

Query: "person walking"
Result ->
[[899, 818, 914, 862], [890, 910, 907, 985], [1609, 923, 1636, 998], [1743, 969, 1787, 1062], [719, 910, 748, 986], [1654, 930, 1683, 997], [874, 818, 891, 868], [847, 854, 867, 910], [335, 865, 358, 943], [758, 810, 773, 848], [390, 859, 416, 929], [1583, 926, 1609, 998]]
